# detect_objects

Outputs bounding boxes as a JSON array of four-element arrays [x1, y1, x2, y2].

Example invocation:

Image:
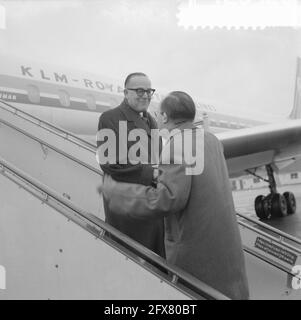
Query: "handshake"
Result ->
[[97, 165, 160, 195]]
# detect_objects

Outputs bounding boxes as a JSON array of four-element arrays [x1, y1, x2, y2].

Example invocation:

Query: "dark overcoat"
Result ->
[[102, 122, 249, 299], [97, 100, 165, 258]]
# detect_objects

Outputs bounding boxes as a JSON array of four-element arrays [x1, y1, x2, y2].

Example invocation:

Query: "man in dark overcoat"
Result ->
[[96, 72, 165, 258]]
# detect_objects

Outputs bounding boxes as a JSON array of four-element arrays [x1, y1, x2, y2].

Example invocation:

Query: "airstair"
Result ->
[[237, 212, 301, 299]]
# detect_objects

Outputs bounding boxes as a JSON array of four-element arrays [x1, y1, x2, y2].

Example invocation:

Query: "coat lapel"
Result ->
[[119, 100, 152, 136]]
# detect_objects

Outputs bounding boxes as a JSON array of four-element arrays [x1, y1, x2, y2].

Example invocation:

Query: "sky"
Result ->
[[0, 0, 301, 119]]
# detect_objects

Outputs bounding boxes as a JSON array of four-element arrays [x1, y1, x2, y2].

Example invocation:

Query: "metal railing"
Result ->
[[0, 109, 102, 176], [0, 99, 96, 153], [0, 156, 230, 300], [237, 212, 301, 277], [237, 212, 301, 249]]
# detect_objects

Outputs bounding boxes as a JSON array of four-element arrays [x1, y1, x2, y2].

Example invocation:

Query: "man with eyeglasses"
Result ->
[[96, 72, 165, 258]]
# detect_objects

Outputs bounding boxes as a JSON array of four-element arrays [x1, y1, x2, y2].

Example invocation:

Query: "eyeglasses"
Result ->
[[126, 88, 156, 97]]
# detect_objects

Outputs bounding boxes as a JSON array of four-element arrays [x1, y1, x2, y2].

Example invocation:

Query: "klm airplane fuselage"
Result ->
[[0, 56, 264, 138]]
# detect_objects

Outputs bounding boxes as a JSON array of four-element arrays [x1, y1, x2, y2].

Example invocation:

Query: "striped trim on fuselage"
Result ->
[[0, 75, 261, 132], [0, 88, 111, 113], [0, 88, 250, 132]]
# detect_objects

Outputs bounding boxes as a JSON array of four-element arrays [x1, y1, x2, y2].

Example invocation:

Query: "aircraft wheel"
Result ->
[[271, 193, 287, 218], [255, 195, 270, 220], [283, 191, 296, 214], [263, 194, 273, 220]]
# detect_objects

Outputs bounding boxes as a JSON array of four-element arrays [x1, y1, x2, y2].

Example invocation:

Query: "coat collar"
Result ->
[[119, 99, 140, 122], [168, 120, 197, 140]]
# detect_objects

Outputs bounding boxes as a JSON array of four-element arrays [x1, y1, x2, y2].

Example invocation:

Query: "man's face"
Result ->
[[124, 76, 152, 112]]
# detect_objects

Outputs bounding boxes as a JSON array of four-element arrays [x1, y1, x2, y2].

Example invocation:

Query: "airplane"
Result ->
[[0, 54, 300, 224], [0, 55, 266, 137]]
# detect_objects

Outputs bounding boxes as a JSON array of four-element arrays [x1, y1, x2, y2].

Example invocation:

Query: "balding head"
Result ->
[[160, 91, 196, 121]]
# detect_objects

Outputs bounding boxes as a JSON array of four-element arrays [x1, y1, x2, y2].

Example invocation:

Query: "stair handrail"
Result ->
[[0, 156, 230, 300], [0, 99, 96, 153], [237, 212, 301, 248]]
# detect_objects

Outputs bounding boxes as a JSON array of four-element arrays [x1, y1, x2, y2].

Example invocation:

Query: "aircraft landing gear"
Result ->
[[249, 165, 297, 220], [283, 191, 297, 214]]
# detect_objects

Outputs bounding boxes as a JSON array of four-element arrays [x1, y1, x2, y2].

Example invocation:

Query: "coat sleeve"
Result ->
[[102, 162, 191, 220], [96, 113, 154, 186]]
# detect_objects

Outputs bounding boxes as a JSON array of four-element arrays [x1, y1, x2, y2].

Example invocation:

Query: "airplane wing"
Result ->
[[216, 119, 301, 178]]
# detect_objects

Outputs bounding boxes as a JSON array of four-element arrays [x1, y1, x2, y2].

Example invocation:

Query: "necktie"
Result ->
[[139, 112, 149, 126]]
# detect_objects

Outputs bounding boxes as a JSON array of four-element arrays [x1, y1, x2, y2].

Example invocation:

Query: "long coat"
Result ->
[[102, 122, 249, 300], [97, 100, 165, 258]]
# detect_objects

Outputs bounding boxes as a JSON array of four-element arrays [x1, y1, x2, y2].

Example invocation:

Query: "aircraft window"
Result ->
[[220, 120, 227, 127], [86, 94, 96, 110], [253, 178, 260, 184], [291, 173, 298, 179], [231, 180, 237, 190], [27, 85, 40, 103], [58, 90, 70, 107], [210, 119, 218, 126]]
